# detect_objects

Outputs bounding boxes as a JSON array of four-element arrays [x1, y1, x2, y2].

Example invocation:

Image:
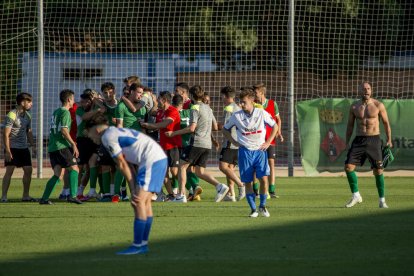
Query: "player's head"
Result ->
[[123, 75, 141, 88], [202, 92, 210, 105], [157, 91, 172, 110], [101, 82, 116, 102], [143, 86, 153, 95], [82, 88, 99, 101], [85, 113, 109, 144], [129, 83, 144, 103], [172, 94, 183, 110], [175, 82, 190, 98], [359, 81, 372, 101], [60, 89, 75, 108], [253, 82, 266, 101], [16, 92, 33, 111], [239, 87, 256, 112], [220, 86, 236, 105], [189, 85, 204, 102], [79, 92, 93, 111]]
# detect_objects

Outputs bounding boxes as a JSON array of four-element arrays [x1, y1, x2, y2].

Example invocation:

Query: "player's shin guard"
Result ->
[[142, 216, 153, 245], [246, 193, 257, 211], [89, 167, 98, 189], [346, 170, 359, 193], [68, 170, 79, 198], [375, 174, 385, 198], [259, 194, 267, 208], [133, 218, 146, 246], [42, 175, 60, 200]]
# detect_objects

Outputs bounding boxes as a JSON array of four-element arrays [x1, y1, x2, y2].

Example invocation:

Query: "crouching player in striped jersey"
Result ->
[[86, 113, 167, 255], [222, 87, 278, 217]]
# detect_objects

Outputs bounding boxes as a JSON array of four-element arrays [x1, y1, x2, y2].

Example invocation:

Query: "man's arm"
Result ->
[[3, 127, 12, 161], [166, 123, 196, 137], [379, 103, 392, 147], [61, 127, 79, 158], [275, 114, 284, 142], [121, 96, 144, 113], [141, 118, 173, 130], [222, 127, 239, 147], [345, 107, 356, 146], [260, 123, 278, 151]]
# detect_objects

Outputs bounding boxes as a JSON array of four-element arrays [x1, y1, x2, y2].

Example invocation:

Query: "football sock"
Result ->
[[62, 188, 70, 196], [171, 177, 179, 190], [253, 183, 259, 194], [77, 185, 85, 196], [246, 193, 257, 211], [375, 174, 385, 198], [114, 169, 123, 195], [269, 184, 276, 193], [68, 170, 79, 198], [110, 184, 115, 195], [346, 170, 359, 193], [189, 172, 200, 190], [102, 171, 111, 194], [98, 173, 103, 194], [142, 216, 153, 244], [42, 175, 60, 200], [89, 167, 98, 189], [259, 194, 267, 208], [133, 218, 147, 246], [121, 178, 127, 188]]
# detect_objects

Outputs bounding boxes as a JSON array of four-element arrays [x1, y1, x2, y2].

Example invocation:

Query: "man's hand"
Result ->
[[5, 151, 13, 162], [165, 131, 174, 138], [278, 134, 284, 143], [259, 141, 271, 151], [72, 145, 80, 158]]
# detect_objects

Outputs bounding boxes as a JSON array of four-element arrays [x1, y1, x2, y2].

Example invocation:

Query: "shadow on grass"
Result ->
[[1, 207, 414, 276]]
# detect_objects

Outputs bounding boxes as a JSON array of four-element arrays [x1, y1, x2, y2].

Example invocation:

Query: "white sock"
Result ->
[[88, 188, 96, 195], [63, 188, 70, 196], [379, 197, 385, 203], [353, 191, 361, 198]]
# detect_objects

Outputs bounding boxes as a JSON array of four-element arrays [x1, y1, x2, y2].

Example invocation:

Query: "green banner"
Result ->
[[296, 99, 414, 175]]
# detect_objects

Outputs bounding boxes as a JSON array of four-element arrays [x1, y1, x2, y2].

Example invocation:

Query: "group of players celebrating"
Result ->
[[2, 76, 284, 215]]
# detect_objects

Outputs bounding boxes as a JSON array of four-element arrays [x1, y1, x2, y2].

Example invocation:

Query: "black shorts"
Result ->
[[97, 144, 116, 166], [76, 137, 99, 165], [219, 148, 238, 166], [267, 145, 276, 159], [49, 148, 77, 169], [4, 148, 32, 167], [166, 148, 180, 168], [345, 135, 383, 169], [181, 146, 210, 168]]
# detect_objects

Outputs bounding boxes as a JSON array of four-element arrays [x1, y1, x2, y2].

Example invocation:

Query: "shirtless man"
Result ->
[[344, 81, 392, 208]]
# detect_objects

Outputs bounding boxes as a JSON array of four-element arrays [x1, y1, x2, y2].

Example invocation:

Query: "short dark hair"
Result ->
[[158, 91, 172, 103], [60, 89, 75, 104], [16, 92, 32, 105], [189, 85, 204, 101], [176, 82, 189, 93], [129, 83, 145, 92], [101, 82, 115, 93], [239, 86, 256, 100], [172, 94, 183, 107], [85, 113, 109, 130], [220, 86, 236, 98], [80, 93, 93, 101]]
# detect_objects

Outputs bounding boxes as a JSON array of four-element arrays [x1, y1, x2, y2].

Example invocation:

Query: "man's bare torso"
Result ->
[[351, 99, 382, 136]]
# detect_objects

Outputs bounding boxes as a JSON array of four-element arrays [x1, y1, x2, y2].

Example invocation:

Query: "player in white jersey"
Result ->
[[86, 114, 167, 255], [223, 87, 278, 218]]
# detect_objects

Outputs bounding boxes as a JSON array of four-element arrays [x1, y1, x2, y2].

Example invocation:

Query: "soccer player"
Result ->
[[253, 83, 283, 198], [140, 91, 182, 200], [344, 81, 392, 208], [86, 113, 167, 255], [2, 92, 36, 203], [166, 85, 229, 203], [75, 90, 105, 200], [222, 87, 278, 217], [39, 89, 82, 205], [175, 82, 192, 110], [218, 86, 246, 202]]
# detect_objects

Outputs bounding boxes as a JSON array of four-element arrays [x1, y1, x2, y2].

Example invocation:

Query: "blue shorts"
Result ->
[[238, 147, 270, 183], [136, 158, 168, 192]]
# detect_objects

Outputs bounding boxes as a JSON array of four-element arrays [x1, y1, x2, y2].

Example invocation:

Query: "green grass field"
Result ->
[[1, 176, 414, 276]]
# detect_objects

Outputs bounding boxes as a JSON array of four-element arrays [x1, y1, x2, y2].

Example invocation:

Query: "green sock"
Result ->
[[253, 182, 259, 191], [89, 167, 98, 189], [114, 169, 124, 195], [346, 171, 359, 193], [102, 171, 111, 194], [68, 170, 79, 198], [98, 173, 103, 194], [188, 172, 199, 190], [42, 175, 60, 200], [375, 174, 385, 198], [171, 177, 179, 189], [269, 184, 276, 193]]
